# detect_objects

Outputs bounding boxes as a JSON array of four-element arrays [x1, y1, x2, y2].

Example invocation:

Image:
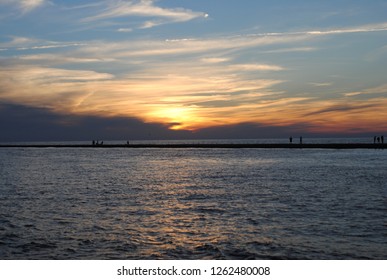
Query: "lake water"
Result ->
[[0, 143, 386, 259]]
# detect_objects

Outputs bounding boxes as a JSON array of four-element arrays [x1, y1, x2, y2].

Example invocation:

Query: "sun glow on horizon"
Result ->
[[0, 1, 387, 138]]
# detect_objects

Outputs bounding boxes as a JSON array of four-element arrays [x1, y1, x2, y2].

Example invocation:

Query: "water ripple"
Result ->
[[0, 147, 386, 259]]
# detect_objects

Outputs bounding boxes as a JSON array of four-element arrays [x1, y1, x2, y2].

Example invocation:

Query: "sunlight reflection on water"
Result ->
[[0, 147, 386, 259]]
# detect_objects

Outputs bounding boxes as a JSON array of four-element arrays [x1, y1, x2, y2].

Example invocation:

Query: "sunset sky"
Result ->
[[1, 0, 387, 141]]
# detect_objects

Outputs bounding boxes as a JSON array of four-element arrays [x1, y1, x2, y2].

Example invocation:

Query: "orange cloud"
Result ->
[[1, 63, 386, 134]]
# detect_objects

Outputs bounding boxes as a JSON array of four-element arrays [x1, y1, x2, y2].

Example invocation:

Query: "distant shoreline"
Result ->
[[0, 143, 385, 149]]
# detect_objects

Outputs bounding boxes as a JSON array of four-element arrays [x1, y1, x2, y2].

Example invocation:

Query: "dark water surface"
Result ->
[[0, 147, 386, 259]]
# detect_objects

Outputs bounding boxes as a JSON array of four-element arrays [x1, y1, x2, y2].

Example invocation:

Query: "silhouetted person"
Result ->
[[127, 141, 130, 145], [92, 140, 95, 146], [101, 141, 104, 145], [300, 136, 303, 144], [377, 137, 380, 144], [289, 136, 293, 144]]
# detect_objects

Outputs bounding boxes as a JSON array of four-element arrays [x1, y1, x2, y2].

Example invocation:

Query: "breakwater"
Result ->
[[0, 143, 385, 149]]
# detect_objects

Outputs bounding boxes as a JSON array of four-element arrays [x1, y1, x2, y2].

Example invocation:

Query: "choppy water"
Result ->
[[0, 146, 386, 259]]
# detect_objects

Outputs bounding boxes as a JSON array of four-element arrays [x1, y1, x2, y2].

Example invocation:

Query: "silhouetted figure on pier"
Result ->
[[300, 136, 303, 144], [289, 136, 293, 144], [377, 137, 380, 144], [92, 140, 95, 146]]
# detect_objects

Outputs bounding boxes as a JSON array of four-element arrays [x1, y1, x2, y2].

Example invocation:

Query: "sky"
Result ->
[[0, 0, 387, 141]]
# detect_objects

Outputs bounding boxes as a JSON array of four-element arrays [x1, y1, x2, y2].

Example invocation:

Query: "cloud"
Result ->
[[117, 27, 133, 33], [0, 66, 114, 83], [262, 47, 317, 54], [0, 62, 286, 130], [303, 22, 387, 35], [7, 21, 387, 61], [83, 0, 208, 28], [18, 53, 116, 64], [200, 57, 231, 64], [255, 22, 387, 37], [309, 82, 332, 87], [1, 61, 386, 134], [0, 0, 46, 14], [0, 36, 86, 51], [303, 104, 376, 117], [0, 102, 192, 141], [3, 102, 373, 142], [344, 84, 387, 97], [0, 36, 37, 48], [73, 34, 310, 61], [229, 64, 285, 72], [0, 66, 115, 113], [2, 18, 387, 134], [70, 22, 387, 60], [296, 98, 387, 133], [3, 21, 386, 133]]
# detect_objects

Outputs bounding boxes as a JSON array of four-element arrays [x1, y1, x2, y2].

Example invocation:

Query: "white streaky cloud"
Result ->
[[141, 20, 160, 29], [61, 2, 104, 11], [230, 64, 285, 72], [310, 82, 332, 87], [75, 21, 387, 60], [0, 66, 114, 84], [0, 36, 37, 48], [8, 22, 387, 59], [0, 0, 46, 13], [200, 57, 231, 64], [84, 0, 208, 25], [20, 0, 45, 12], [305, 22, 387, 35], [117, 28, 133, 33], [18, 53, 117, 64], [262, 47, 317, 54], [0, 36, 86, 51], [78, 34, 310, 59], [344, 84, 387, 97], [17, 43, 87, 51], [247, 22, 387, 38]]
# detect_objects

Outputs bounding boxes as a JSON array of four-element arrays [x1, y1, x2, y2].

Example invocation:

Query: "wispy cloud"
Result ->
[[2, 8, 387, 134], [0, 36, 86, 51], [344, 84, 387, 97], [238, 22, 387, 44], [310, 82, 332, 87], [230, 64, 285, 72], [0, 62, 285, 129], [200, 57, 231, 64], [1, 61, 386, 132], [76, 22, 387, 58], [262, 47, 317, 54], [0, 0, 46, 14], [83, 0, 208, 28], [117, 27, 133, 33], [0, 36, 37, 47], [298, 98, 387, 133], [303, 22, 387, 35]]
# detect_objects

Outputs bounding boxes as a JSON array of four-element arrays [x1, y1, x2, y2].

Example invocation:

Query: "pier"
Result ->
[[0, 143, 386, 149]]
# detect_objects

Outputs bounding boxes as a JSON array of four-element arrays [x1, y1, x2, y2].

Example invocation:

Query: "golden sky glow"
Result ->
[[1, 1, 387, 137]]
